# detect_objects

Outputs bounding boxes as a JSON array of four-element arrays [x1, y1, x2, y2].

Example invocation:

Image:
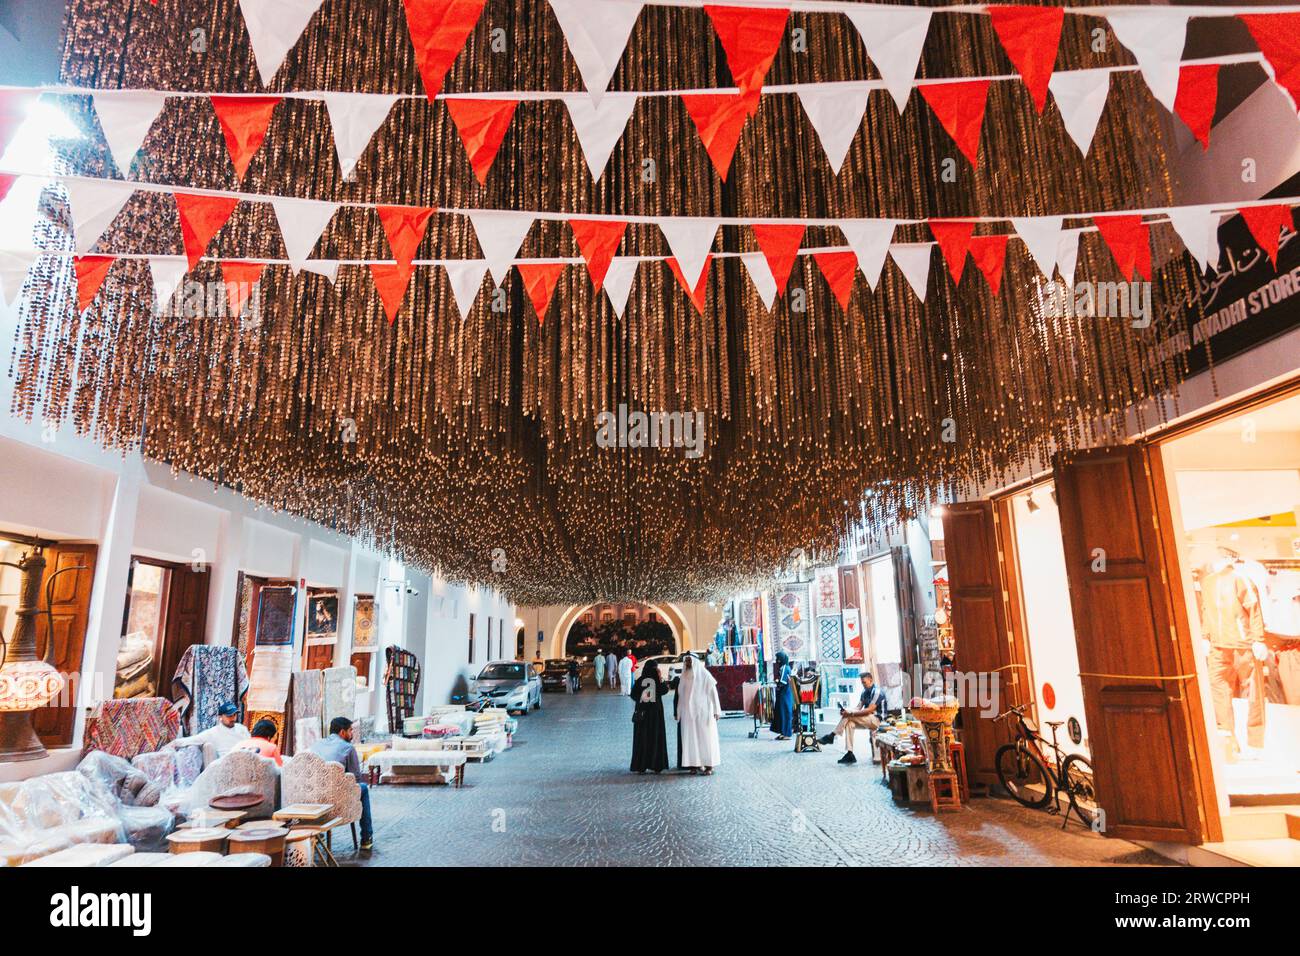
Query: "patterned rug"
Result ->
[[172, 645, 249, 734], [256, 586, 296, 645], [285, 669, 323, 756], [82, 697, 180, 759], [818, 616, 844, 662], [321, 666, 357, 731]]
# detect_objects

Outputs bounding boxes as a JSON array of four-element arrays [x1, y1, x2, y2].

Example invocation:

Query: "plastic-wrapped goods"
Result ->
[[0, 772, 125, 867], [77, 750, 163, 807]]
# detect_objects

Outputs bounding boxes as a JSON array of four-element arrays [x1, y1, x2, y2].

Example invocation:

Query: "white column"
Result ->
[[204, 511, 245, 646]]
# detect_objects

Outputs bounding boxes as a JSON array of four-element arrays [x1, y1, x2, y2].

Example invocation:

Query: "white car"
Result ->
[[469, 660, 543, 714]]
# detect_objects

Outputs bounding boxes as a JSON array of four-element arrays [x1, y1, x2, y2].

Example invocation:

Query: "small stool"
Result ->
[[167, 828, 229, 854], [948, 741, 969, 803], [928, 771, 962, 813], [227, 828, 288, 866]]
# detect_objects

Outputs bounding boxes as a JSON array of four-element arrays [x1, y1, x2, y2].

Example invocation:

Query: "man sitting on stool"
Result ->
[[819, 672, 887, 765], [311, 717, 374, 852]]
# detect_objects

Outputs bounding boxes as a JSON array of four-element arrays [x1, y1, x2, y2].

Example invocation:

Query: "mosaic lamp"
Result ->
[[0, 544, 76, 762]]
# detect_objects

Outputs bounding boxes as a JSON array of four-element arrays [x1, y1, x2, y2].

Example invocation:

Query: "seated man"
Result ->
[[819, 671, 887, 765], [235, 718, 283, 766], [310, 717, 374, 852], [170, 702, 250, 758]]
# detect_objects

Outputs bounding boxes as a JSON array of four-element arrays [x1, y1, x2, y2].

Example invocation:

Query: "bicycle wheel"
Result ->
[[995, 743, 1053, 808], [1060, 753, 1098, 828]]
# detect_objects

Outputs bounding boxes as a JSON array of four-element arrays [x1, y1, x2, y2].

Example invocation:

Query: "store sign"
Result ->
[[1152, 174, 1300, 376]]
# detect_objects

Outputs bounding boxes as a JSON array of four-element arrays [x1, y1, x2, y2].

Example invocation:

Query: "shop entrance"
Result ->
[[115, 557, 209, 701], [860, 555, 905, 710], [1160, 390, 1300, 805]]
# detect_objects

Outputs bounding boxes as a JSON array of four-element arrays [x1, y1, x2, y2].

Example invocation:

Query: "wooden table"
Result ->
[[180, 809, 247, 830], [227, 827, 288, 866], [273, 803, 333, 825], [166, 828, 229, 854]]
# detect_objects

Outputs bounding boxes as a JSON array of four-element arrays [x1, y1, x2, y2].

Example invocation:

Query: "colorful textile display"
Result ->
[[814, 566, 841, 616], [171, 645, 249, 734], [293, 718, 320, 754], [818, 615, 844, 662], [283, 668, 324, 756], [320, 665, 357, 731], [130, 749, 177, 790], [255, 585, 296, 645], [706, 664, 752, 712], [841, 607, 865, 664], [774, 585, 810, 656], [351, 596, 376, 649], [81, 697, 180, 759]]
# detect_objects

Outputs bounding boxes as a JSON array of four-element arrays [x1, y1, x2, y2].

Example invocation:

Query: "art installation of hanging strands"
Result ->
[[9, 0, 1290, 605]]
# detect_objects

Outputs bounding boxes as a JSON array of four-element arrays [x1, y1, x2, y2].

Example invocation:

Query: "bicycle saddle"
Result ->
[[1045, 720, 1064, 728]]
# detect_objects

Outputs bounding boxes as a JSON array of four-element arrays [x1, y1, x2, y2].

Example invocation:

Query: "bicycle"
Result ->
[[993, 704, 1097, 830]]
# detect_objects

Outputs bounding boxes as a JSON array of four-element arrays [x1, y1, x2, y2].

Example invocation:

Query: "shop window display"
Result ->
[[1163, 392, 1300, 801]]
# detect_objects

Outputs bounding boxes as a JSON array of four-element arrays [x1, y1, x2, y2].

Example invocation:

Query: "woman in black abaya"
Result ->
[[629, 661, 670, 773]]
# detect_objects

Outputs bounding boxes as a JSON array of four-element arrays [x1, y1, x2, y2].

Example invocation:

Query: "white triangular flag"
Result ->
[[444, 259, 489, 319], [1010, 216, 1064, 279], [547, 0, 642, 100], [468, 211, 534, 286], [659, 218, 719, 289], [1107, 10, 1190, 112], [563, 93, 637, 181], [839, 220, 895, 290], [1048, 68, 1111, 156], [602, 256, 638, 318], [64, 178, 133, 253], [1056, 229, 1082, 288], [739, 252, 778, 310], [322, 92, 399, 180], [92, 91, 166, 177], [148, 257, 188, 314], [889, 243, 931, 302], [238, 0, 324, 87], [845, 7, 932, 113], [300, 259, 341, 284], [270, 197, 338, 273], [1167, 205, 1223, 275], [797, 86, 869, 175], [0, 249, 37, 307]]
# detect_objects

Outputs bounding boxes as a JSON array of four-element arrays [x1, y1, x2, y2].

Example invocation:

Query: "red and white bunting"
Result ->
[[751, 223, 805, 296], [221, 260, 266, 317], [270, 197, 338, 273], [443, 259, 489, 318], [370, 262, 415, 324], [148, 257, 188, 312], [322, 92, 399, 180], [402, 0, 486, 101], [969, 234, 1009, 295], [1048, 68, 1111, 156], [844, 6, 931, 114], [211, 95, 281, 180], [65, 178, 133, 253], [517, 262, 566, 324], [74, 255, 115, 311], [1240, 14, 1300, 113], [796, 86, 868, 175], [680, 92, 749, 180], [888, 243, 931, 303], [602, 257, 639, 318], [237, 0, 325, 88], [1108, 9, 1191, 112], [0, 249, 36, 307], [813, 250, 857, 310], [0, 171, 14, 205], [469, 210, 534, 286], [547, 0, 643, 102], [446, 98, 517, 184], [570, 218, 628, 291], [563, 94, 637, 182], [1238, 203, 1295, 268], [301, 260, 341, 285], [918, 80, 990, 167], [928, 219, 976, 284], [92, 91, 166, 176], [838, 219, 895, 290], [1166, 205, 1223, 275], [377, 204, 435, 272], [659, 218, 718, 291], [667, 255, 711, 314], [1010, 215, 1064, 279], [704, 5, 790, 113], [989, 5, 1064, 115], [739, 251, 778, 310], [1174, 64, 1220, 150], [1094, 214, 1152, 282], [1056, 228, 1083, 287]]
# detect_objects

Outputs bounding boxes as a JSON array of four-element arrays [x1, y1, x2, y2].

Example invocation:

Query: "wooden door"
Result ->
[[1054, 445, 1218, 843], [159, 564, 210, 691], [32, 543, 97, 746], [941, 503, 1024, 786], [891, 546, 921, 680]]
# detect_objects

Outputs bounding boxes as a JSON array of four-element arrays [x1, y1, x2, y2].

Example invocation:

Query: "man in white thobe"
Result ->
[[617, 653, 633, 694], [677, 656, 722, 773]]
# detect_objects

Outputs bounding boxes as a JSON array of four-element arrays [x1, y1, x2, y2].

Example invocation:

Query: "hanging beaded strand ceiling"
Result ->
[[8, 0, 1216, 604]]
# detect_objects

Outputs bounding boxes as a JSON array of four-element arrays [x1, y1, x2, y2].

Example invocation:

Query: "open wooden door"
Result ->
[[159, 565, 210, 691], [941, 502, 1027, 785], [32, 543, 97, 747], [1054, 445, 1219, 844]]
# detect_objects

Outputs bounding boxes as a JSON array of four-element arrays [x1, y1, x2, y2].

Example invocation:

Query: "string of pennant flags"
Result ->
[[1, 165, 1294, 325], [4, 4, 1293, 186]]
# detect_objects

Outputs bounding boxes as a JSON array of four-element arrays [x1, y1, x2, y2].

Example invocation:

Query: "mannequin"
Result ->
[[1197, 549, 1267, 750]]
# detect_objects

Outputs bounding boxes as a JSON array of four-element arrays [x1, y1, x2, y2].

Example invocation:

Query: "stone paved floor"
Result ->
[[351, 687, 1175, 867]]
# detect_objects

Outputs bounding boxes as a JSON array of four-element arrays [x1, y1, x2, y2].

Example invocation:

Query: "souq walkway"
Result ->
[[355, 687, 1174, 867]]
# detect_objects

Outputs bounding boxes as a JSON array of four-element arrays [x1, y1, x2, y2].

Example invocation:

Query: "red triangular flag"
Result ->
[[918, 80, 990, 167], [751, 223, 805, 295], [210, 96, 281, 180], [1239, 14, 1300, 112], [1094, 214, 1152, 281], [988, 6, 1064, 114], [0, 172, 15, 205], [813, 251, 857, 310], [446, 98, 517, 185], [969, 235, 1010, 295], [1174, 64, 1219, 151], [516, 262, 565, 324], [376, 205, 435, 272], [221, 261, 266, 317], [370, 262, 416, 325], [681, 93, 750, 181], [929, 220, 976, 284], [402, 0, 487, 100], [704, 5, 790, 114], [1238, 204, 1295, 268], [667, 255, 712, 314], [174, 193, 240, 270], [569, 219, 627, 292], [73, 255, 115, 311]]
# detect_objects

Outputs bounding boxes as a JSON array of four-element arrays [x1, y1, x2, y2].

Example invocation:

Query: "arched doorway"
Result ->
[[549, 602, 688, 659], [564, 602, 676, 660]]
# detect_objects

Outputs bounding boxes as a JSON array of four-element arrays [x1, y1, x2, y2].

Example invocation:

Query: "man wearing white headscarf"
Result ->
[[617, 652, 633, 695], [677, 655, 722, 774]]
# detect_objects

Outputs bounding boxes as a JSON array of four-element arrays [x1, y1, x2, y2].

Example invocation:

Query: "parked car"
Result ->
[[540, 658, 571, 692], [634, 651, 707, 684], [470, 660, 542, 714]]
